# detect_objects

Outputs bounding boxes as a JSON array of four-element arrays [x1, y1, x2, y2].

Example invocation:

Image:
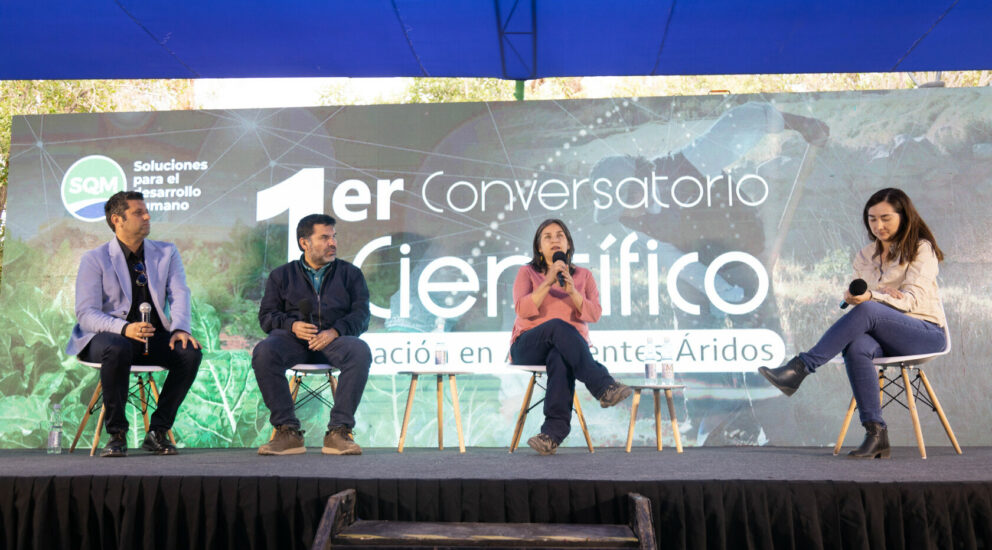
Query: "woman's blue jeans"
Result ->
[[798, 301, 946, 426], [510, 319, 615, 443]]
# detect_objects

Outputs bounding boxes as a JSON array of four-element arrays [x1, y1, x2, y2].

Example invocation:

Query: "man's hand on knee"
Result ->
[[309, 328, 339, 351], [169, 330, 201, 350]]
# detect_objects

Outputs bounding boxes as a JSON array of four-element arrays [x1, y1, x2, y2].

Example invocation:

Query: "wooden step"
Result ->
[[312, 489, 656, 549], [336, 519, 640, 547]]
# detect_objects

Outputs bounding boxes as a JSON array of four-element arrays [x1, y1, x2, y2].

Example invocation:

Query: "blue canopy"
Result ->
[[1, 0, 988, 80]]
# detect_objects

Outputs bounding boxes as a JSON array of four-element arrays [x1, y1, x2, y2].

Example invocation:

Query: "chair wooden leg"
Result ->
[[145, 376, 177, 445], [137, 375, 151, 434], [509, 374, 536, 452], [448, 375, 466, 453], [902, 367, 927, 459], [71, 383, 102, 453], [90, 406, 106, 457], [835, 372, 884, 456], [289, 373, 302, 403], [397, 374, 419, 453], [881, 369, 887, 398], [436, 375, 444, 450], [653, 389, 662, 451], [625, 389, 642, 453], [328, 372, 338, 398], [918, 370, 962, 454], [573, 393, 594, 454], [833, 396, 858, 455], [665, 388, 683, 453]]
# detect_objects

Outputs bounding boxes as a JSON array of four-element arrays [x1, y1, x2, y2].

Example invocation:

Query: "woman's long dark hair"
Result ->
[[528, 218, 576, 274], [862, 187, 943, 264]]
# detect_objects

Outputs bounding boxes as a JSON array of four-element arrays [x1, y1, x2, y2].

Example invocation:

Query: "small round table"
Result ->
[[624, 383, 686, 453], [397, 370, 471, 453]]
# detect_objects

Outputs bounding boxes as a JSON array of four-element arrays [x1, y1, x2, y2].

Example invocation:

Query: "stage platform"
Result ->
[[3, 446, 991, 549]]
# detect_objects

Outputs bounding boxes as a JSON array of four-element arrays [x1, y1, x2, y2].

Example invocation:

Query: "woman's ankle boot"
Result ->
[[848, 422, 891, 459], [757, 356, 809, 397]]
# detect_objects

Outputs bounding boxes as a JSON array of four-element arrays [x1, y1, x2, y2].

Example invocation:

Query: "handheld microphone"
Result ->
[[297, 299, 314, 324], [552, 251, 568, 287], [840, 279, 868, 309], [139, 302, 152, 355]]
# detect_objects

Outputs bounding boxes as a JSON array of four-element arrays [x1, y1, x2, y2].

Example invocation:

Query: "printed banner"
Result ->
[[5, 87, 991, 448]]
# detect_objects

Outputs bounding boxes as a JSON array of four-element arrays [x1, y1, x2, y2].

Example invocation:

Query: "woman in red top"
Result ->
[[510, 219, 632, 455]]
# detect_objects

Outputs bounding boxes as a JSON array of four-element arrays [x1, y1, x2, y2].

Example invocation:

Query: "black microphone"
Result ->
[[552, 251, 568, 287], [840, 278, 868, 309], [297, 299, 313, 324], [139, 302, 152, 355]]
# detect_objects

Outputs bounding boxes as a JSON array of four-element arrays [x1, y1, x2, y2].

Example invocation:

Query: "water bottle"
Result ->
[[644, 337, 657, 384], [47, 403, 64, 455], [660, 336, 675, 385], [434, 340, 448, 366]]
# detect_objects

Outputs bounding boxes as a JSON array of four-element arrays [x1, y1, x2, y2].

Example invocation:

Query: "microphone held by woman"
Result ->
[[759, 187, 947, 459], [510, 218, 632, 455], [552, 251, 568, 287], [840, 278, 868, 309]]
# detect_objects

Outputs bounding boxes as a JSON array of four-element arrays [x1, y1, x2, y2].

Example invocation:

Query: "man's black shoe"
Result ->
[[142, 429, 178, 455], [100, 431, 128, 458]]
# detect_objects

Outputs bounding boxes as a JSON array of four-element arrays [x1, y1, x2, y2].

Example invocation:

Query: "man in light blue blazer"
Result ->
[[66, 191, 201, 457]]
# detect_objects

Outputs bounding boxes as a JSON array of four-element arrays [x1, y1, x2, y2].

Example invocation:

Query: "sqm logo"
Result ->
[[61, 155, 127, 222]]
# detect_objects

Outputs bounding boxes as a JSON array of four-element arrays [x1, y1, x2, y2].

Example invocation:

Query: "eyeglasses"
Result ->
[[133, 262, 148, 287]]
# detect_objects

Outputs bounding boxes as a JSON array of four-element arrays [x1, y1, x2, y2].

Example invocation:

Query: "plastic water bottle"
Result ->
[[644, 337, 657, 384], [660, 336, 675, 385], [46, 403, 63, 455], [435, 340, 448, 366]]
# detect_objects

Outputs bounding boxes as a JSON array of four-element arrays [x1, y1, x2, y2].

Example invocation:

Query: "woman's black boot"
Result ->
[[757, 356, 809, 397], [848, 422, 891, 459]]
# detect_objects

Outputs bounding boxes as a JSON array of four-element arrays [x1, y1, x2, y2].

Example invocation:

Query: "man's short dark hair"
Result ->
[[104, 191, 145, 231], [296, 214, 336, 251]]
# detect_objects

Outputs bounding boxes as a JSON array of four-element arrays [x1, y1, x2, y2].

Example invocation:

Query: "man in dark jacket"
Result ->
[[252, 214, 372, 455]]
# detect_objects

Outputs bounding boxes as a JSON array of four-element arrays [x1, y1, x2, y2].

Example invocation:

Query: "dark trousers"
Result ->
[[80, 331, 202, 434], [251, 329, 371, 430], [799, 301, 946, 426], [510, 319, 615, 443]]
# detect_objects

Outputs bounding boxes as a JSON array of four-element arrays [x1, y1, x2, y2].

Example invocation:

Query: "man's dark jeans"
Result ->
[[80, 331, 201, 434], [252, 329, 372, 429]]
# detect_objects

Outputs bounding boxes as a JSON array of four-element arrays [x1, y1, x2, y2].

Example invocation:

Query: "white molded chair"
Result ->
[[269, 363, 338, 440], [833, 320, 961, 459], [70, 361, 177, 456], [507, 364, 594, 453]]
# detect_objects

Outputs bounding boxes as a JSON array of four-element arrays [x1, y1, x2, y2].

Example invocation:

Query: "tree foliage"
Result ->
[[316, 71, 992, 107], [404, 77, 517, 103], [1, 81, 120, 190]]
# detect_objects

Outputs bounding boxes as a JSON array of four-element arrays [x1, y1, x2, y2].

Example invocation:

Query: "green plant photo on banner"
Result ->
[[4, 86, 992, 450]]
